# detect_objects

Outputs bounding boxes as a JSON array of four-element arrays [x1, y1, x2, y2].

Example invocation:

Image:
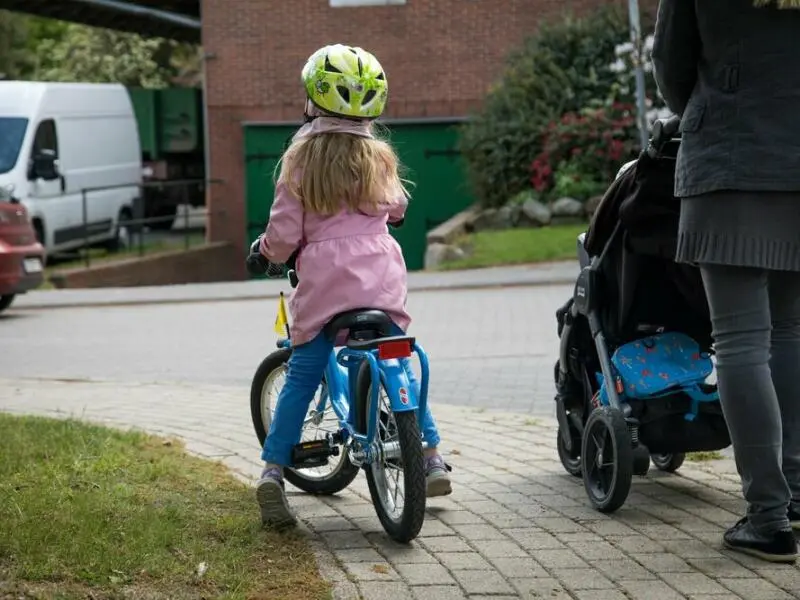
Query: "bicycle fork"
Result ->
[[340, 344, 430, 467]]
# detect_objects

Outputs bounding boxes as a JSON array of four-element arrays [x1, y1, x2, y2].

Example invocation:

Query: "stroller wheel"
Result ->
[[581, 406, 633, 513], [632, 445, 651, 477], [651, 452, 686, 473], [556, 427, 582, 478]]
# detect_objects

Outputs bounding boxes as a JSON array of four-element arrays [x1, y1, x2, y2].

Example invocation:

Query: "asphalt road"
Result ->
[[0, 284, 573, 416]]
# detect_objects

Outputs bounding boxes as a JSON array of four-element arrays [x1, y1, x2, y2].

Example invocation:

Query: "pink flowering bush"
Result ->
[[530, 102, 639, 200]]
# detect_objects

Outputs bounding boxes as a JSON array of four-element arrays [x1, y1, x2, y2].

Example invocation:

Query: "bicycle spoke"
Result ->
[[263, 371, 344, 481], [373, 388, 406, 520]]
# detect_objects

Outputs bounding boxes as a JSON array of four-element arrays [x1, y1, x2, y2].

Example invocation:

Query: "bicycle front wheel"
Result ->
[[355, 360, 426, 543], [250, 349, 358, 495]]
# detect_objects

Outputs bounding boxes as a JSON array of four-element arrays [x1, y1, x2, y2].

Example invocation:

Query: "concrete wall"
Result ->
[[49, 243, 237, 288]]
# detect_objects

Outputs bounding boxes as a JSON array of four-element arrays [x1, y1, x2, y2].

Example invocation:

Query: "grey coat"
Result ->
[[652, 0, 800, 198]]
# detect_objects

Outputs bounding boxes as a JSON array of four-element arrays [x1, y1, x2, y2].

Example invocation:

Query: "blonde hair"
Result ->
[[276, 130, 410, 216]]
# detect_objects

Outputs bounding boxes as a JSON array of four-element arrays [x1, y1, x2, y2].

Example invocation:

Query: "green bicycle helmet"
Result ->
[[301, 44, 388, 120]]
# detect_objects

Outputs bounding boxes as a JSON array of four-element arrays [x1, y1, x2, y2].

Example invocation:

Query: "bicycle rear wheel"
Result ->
[[356, 360, 425, 543]]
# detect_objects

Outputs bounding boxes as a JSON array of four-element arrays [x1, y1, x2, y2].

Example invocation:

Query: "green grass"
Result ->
[[686, 451, 724, 462], [0, 414, 330, 600], [438, 224, 586, 271]]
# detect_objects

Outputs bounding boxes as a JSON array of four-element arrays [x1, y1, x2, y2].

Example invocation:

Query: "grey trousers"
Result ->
[[700, 264, 800, 533]]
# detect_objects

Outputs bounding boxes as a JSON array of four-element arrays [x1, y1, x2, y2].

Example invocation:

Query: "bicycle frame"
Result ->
[[277, 338, 430, 465]]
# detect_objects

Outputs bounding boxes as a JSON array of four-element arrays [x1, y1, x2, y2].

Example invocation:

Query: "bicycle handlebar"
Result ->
[[246, 252, 299, 288], [245, 252, 284, 277], [247, 219, 403, 284]]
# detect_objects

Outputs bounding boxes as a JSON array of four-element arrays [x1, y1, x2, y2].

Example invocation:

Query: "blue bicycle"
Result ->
[[246, 252, 430, 543]]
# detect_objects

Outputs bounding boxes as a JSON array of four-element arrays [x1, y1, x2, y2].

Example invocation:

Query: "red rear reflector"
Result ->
[[378, 340, 412, 360]]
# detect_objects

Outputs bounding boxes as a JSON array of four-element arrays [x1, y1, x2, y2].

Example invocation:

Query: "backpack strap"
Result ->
[[682, 384, 719, 421]]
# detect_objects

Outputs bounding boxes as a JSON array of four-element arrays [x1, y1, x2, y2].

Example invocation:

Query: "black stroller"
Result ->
[[554, 117, 731, 513]]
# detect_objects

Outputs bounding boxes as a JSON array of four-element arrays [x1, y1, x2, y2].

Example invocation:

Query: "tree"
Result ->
[[33, 24, 200, 88], [0, 10, 35, 80], [0, 10, 200, 89], [457, 6, 632, 208]]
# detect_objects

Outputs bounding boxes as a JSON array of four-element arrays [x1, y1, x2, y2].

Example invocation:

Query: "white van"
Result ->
[[0, 82, 142, 256]]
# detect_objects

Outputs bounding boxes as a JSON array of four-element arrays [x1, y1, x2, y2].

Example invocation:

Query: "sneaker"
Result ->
[[723, 517, 797, 563], [789, 505, 800, 531], [256, 467, 296, 529], [424, 455, 452, 498]]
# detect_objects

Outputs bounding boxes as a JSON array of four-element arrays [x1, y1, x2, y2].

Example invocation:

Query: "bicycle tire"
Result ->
[[356, 360, 426, 543], [250, 349, 359, 495]]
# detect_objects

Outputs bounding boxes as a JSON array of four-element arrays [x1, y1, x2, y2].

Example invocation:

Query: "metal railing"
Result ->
[[51, 178, 223, 269]]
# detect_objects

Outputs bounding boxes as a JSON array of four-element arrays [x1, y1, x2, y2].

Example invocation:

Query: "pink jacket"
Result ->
[[259, 181, 411, 346]]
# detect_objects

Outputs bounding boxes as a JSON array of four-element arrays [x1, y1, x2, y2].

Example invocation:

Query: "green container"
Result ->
[[127, 87, 203, 159], [128, 88, 159, 160], [243, 119, 474, 272], [158, 88, 203, 154]]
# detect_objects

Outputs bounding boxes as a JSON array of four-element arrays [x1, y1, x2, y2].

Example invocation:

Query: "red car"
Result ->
[[0, 191, 45, 313]]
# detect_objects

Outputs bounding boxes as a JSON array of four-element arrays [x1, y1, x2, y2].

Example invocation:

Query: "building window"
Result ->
[[330, 0, 406, 6]]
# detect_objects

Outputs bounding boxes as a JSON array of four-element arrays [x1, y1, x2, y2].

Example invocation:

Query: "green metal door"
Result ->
[[242, 119, 474, 272], [386, 120, 473, 230], [243, 124, 296, 247]]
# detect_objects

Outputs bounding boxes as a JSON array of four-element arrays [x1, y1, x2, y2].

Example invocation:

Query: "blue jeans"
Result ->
[[262, 325, 441, 466]]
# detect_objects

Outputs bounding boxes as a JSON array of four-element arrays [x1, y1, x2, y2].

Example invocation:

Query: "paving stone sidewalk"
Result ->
[[2, 378, 799, 600]]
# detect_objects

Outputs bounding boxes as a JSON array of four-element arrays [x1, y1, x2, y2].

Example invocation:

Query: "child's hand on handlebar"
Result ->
[[250, 234, 264, 256], [245, 234, 286, 278], [245, 251, 269, 276], [246, 234, 271, 276]]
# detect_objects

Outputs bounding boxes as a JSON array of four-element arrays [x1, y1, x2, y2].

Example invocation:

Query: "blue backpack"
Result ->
[[597, 331, 718, 421]]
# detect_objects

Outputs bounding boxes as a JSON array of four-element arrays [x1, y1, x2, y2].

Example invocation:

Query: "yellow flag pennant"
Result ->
[[274, 292, 290, 337]]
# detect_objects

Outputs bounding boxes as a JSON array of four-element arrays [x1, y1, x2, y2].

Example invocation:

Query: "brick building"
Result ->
[[1, 0, 646, 282], [201, 0, 631, 275]]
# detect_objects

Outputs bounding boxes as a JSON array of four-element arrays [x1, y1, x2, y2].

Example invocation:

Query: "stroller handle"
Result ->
[[647, 116, 681, 158]]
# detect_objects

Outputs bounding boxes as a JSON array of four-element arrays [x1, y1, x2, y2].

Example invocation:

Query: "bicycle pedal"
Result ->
[[294, 456, 330, 469], [291, 438, 340, 470]]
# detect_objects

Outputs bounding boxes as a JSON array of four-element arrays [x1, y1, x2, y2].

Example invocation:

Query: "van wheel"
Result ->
[[106, 209, 132, 253], [0, 295, 15, 314], [32, 221, 44, 244], [32, 221, 49, 265]]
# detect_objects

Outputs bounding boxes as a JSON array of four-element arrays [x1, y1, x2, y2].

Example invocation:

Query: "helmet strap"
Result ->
[[302, 99, 318, 123]]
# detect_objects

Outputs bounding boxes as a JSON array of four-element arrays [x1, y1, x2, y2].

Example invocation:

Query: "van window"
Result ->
[[0, 117, 28, 175], [32, 119, 58, 158]]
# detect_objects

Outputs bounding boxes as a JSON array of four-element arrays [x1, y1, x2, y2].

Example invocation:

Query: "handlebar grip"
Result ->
[[265, 261, 285, 278], [245, 252, 269, 276], [246, 252, 288, 279]]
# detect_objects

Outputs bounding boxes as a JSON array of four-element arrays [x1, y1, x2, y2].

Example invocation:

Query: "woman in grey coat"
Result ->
[[652, 0, 800, 563]]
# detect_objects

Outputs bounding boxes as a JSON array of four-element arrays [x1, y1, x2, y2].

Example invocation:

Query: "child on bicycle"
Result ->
[[250, 44, 452, 528]]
